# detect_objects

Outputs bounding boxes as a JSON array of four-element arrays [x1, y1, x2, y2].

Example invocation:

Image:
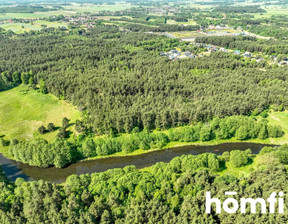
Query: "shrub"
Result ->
[[230, 150, 249, 167], [200, 125, 211, 141], [47, 123, 55, 132], [235, 126, 249, 140], [0, 138, 9, 147], [38, 126, 46, 134], [221, 151, 230, 162], [57, 128, 67, 138]]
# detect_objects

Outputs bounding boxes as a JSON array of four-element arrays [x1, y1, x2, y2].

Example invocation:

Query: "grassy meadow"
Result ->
[[0, 86, 81, 148], [0, 13, 49, 20], [63, 3, 132, 13], [0, 20, 67, 33], [170, 31, 204, 38], [166, 19, 197, 26]]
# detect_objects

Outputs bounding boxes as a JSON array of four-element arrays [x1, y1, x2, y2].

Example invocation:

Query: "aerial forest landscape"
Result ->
[[1, 0, 288, 223]]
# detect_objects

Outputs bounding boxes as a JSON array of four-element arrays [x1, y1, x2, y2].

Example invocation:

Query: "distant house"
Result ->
[[234, 50, 241, 55], [169, 55, 176, 60], [177, 55, 187, 59], [59, 26, 67, 30], [184, 51, 191, 57], [211, 46, 218, 52], [243, 54, 251, 58], [170, 50, 178, 54], [215, 25, 225, 30], [279, 61, 287, 66], [243, 52, 252, 58], [256, 58, 264, 63]]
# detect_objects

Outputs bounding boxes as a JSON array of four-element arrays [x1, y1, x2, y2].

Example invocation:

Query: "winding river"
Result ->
[[0, 142, 276, 183]]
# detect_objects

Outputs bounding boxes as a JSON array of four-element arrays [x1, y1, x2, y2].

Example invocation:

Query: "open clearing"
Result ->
[[63, 3, 132, 12], [266, 111, 288, 145], [0, 86, 81, 144], [0, 20, 67, 33], [166, 19, 197, 25]]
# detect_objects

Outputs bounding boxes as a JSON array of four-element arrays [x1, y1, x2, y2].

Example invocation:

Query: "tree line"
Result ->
[[7, 115, 283, 168], [122, 23, 200, 32], [213, 6, 266, 13]]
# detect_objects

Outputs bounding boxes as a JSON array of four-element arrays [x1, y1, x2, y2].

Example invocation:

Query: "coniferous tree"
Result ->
[[39, 79, 48, 94]]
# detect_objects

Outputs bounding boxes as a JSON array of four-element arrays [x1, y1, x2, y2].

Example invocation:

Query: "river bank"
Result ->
[[0, 142, 277, 183]]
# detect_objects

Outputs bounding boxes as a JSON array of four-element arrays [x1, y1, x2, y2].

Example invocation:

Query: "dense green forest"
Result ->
[[1, 26, 288, 136], [1, 145, 288, 223]]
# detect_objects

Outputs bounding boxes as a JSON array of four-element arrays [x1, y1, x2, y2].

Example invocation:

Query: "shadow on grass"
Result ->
[[218, 160, 227, 172], [247, 157, 254, 165], [66, 130, 73, 138]]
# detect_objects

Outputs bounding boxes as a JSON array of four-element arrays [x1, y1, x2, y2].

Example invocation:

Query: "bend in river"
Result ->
[[0, 142, 276, 183]]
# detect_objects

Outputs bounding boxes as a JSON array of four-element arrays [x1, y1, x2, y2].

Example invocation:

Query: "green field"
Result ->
[[63, 3, 132, 12], [0, 86, 81, 145], [0, 10, 75, 20], [0, 20, 67, 33], [170, 31, 204, 38], [0, 3, 132, 20], [267, 111, 288, 144], [0, 13, 49, 20], [95, 16, 133, 20], [166, 19, 197, 25], [253, 7, 288, 19]]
